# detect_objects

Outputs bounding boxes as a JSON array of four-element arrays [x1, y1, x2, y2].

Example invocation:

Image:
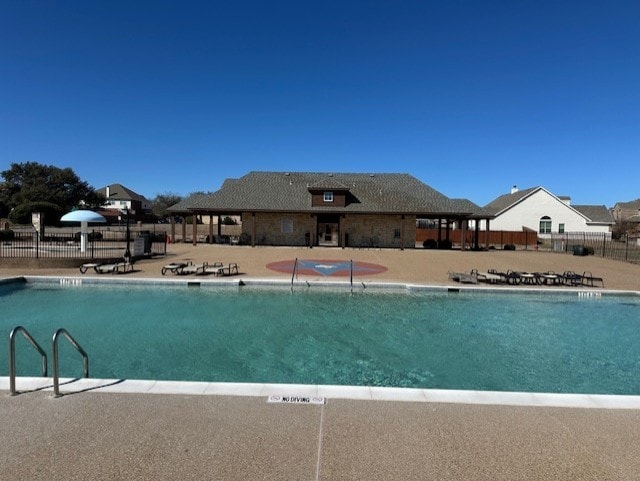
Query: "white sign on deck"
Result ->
[[267, 395, 325, 405]]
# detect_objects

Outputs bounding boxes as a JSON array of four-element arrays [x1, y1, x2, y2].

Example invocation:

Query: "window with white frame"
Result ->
[[323, 192, 333, 202], [558, 223, 565, 234], [539, 216, 552, 234]]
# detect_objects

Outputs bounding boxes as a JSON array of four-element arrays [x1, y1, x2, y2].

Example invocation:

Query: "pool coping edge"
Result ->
[[2, 377, 640, 409]]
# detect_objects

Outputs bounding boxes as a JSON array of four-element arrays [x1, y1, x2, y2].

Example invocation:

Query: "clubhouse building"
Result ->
[[168, 171, 488, 249]]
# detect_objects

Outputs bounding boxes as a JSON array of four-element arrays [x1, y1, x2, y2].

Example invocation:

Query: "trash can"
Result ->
[[138, 231, 152, 254]]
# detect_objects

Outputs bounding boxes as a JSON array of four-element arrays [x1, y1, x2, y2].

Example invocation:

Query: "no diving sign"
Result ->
[[267, 395, 325, 405]]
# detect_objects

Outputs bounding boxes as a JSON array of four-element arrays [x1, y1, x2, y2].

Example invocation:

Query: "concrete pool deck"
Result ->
[[2, 245, 640, 479]]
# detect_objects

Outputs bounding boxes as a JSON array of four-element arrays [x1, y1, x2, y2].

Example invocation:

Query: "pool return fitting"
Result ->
[[8, 326, 89, 397]]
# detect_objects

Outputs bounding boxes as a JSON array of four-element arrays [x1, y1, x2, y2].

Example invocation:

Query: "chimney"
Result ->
[[510, 185, 518, 194], [106, 186, 110, 198]]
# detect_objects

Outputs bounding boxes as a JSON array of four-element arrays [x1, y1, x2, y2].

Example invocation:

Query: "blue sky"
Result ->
[[2, 1, 639, 207]]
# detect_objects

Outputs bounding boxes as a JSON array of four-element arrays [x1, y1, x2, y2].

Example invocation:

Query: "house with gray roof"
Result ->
[[96, 183, 153, 222], [169, 171, 485, 248], [481, 186, 614, 237], [611, 198, 640, 236]]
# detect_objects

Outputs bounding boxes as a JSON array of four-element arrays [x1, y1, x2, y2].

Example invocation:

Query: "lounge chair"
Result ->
[[179, 262, 209, 275], [534, 271, 558, 285], [161, 262, 188, 275], [95, 260, 133, 274], [581, 271, 604, 287], [79, 262, 102, 274], [505, 270, 522, 285], [203, 262, 224, 275], [562, 271, 583, 286], [488, 269, 509, 284], [213, 263, 239, 277], [475, 270, 502, 284], [448, 271, 478, 284], [518, 272, 538, 285]]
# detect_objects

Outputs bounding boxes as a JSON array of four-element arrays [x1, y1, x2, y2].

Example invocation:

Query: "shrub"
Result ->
[[423, 239, 437, 249], [0, 229, 15, 241], [585, 245, 595, 255], [73, 231, 104, 242], [238, 233, 251, 245], [504, 244, 516, 250], [438, 239, 452, 250]]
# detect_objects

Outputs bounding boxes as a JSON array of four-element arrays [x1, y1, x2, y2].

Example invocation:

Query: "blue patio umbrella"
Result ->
[[60, 210, 106, 253]]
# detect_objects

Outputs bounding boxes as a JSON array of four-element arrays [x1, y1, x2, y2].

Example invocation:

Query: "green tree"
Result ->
[[0, 162, 102, 225], [9, 202, 65, 225], [151, 192, 183, 217]]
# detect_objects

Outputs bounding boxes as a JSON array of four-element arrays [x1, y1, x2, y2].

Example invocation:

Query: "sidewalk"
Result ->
[[2, 384, 640, 480]]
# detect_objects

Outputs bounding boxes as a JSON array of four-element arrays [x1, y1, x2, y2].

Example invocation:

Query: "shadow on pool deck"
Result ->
[[2, 386, 640, 480]]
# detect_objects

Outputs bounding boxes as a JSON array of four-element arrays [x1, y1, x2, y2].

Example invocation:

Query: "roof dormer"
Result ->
[[307, 176, 351, 208]]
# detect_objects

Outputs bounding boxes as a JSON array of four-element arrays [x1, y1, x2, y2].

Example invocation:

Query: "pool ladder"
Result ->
[[9, 326, 89, 397]]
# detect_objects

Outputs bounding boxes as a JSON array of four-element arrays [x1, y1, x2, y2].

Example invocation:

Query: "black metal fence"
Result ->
[[545, 232, 640, 264], [0, 226, 167, 259]]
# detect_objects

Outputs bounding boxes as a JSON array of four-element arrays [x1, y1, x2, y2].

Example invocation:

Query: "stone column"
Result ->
[[251, 213, 256, 247]]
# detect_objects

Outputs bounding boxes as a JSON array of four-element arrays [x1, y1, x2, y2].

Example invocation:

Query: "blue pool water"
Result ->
[[1, 281, 639, 394]]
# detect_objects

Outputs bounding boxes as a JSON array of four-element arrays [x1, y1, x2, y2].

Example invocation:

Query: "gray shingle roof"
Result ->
[[170, 171, 469, 215], [573, 205, 614, 224], [167, 192, 211, 212], [97, 183, 148, 202], [614, 198, 640, 210], [450, 199, 494, 218], [483, 187, 539, 215]]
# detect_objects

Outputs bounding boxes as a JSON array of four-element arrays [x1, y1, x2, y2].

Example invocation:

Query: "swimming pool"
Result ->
[[2, 279, 639, 395]]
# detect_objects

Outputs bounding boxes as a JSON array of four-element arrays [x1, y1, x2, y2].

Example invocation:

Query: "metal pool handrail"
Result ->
[[9, 326, 48, 396], [52, 328, 89, 397], [291, 257, 298, 291], [350, 259, 353, 294]]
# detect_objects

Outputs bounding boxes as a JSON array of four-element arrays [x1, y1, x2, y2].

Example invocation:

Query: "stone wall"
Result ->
[[342, 214, 416, 248], [241, 212, 416, 248], [241, 212, 311, 246]]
